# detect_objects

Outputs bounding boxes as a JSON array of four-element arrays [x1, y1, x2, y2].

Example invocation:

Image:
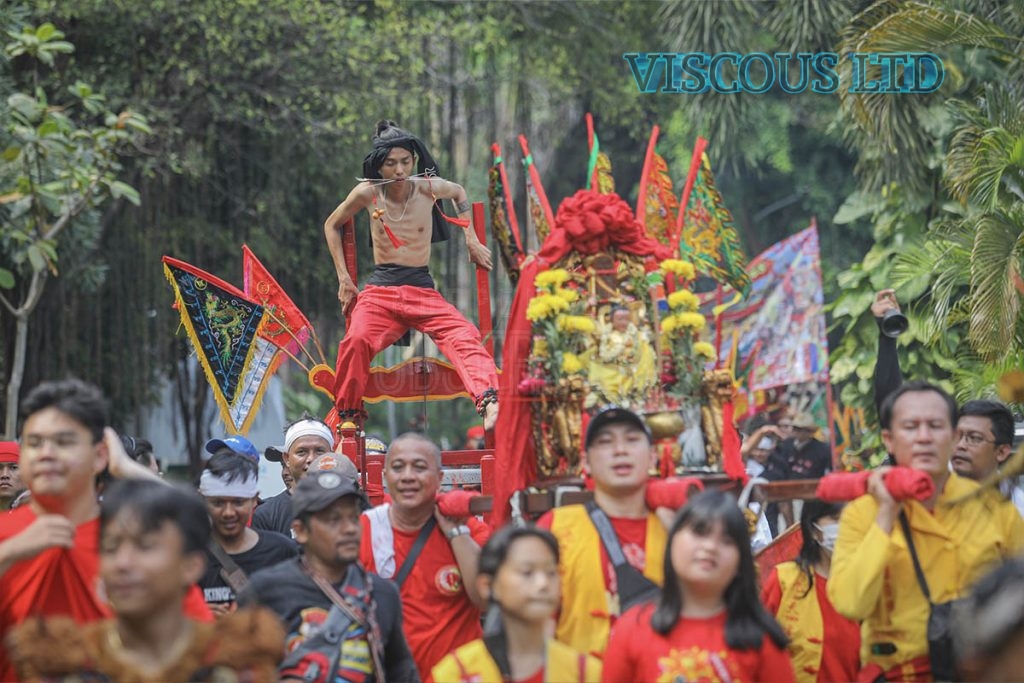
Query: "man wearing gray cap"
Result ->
[[240, 470, 418, 683], [253, 415, 334, 536]]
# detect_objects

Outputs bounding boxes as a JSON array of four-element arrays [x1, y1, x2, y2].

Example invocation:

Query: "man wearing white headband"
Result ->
[[253, 416, 334, 536], [199, 438, 297, 616]]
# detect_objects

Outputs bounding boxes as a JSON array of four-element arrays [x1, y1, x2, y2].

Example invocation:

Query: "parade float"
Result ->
[[159, 113, 765, 525]]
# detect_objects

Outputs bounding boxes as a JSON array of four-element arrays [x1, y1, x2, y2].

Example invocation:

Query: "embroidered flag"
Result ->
[[162, 256, 266, 433], [488, 144, 523, 284], [241, 244, 312, 355], [518, 134, 555, 244], [676, 138, 751, 295], [636, 125, 678, 247]]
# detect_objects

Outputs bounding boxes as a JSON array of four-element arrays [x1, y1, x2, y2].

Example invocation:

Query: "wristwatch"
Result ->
[[445, 524, 471, 540]]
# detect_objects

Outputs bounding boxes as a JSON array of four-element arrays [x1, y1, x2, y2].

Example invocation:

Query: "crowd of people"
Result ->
[[0, 372, 1020, 683]]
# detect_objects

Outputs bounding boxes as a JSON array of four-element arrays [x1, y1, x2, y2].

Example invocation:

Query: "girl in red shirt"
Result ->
[[761, 500, 860, 683], [603, 490, 794, 683]]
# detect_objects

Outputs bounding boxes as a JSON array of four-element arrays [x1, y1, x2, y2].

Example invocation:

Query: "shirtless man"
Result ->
[[325, 120, 499, 429]]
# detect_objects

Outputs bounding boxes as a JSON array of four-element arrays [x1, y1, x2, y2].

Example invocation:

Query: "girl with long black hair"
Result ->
[[432, 524, 601, 683], [602, 490, 794, 682]]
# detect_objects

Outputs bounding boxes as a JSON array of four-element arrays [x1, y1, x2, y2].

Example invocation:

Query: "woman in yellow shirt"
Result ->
[[761, 500, 860, 683]]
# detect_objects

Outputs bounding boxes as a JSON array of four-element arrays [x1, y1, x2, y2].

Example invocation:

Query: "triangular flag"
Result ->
[[676, 138, 751, 296], [519, 134, 555, 245], [162, 256, 267, 433], [636, 125, 678, 246], [242, 245, 312, 355], [489, 144, 523, 283]]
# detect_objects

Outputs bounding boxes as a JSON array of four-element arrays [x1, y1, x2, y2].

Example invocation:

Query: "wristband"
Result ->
[[455, 199, 471, 214], [445, 524, 471, 540]]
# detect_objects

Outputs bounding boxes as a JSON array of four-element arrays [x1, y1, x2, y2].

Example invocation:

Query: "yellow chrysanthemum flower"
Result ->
[[694, 341, 716, 358], [676, 312, 706, 330], [525, 300, 549, 322], [660, 314, 680, 333], [558, 315, 596, 334], [526, 294, 569, 321], [554, 287, 579, 303], [667, 290, 700, 311], [535, 268, 571, 288], [659, 259, 696, 280], [561, 352, 584, 374]]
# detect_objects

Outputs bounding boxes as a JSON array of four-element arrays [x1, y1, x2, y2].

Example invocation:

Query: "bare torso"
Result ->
[[366, 178, 436, 268]]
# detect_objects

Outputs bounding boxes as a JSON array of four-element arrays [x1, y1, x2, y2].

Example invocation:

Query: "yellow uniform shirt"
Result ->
[[431, 637, 602, 683], [543, 504, 666, 658], [828, 473, 1024, 674]]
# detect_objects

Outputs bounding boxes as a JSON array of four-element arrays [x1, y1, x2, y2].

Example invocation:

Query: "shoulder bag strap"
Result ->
[[207, 540, 250, 596], [898, 509, 933, 604], [393, 516, 438, 588], [584, 501, 628, 568], [305, 561, 388, 683]]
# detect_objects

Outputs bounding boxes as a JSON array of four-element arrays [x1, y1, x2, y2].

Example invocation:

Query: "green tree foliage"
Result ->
[[0, 22, 146, 437]]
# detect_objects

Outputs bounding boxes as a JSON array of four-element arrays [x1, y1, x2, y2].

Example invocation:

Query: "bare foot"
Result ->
[[483, 401, 499, 431]]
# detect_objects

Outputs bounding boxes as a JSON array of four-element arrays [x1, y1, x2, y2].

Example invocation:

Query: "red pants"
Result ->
[[333, 285, 498, 411]]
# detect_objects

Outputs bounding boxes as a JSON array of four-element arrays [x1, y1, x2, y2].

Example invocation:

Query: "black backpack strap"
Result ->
[[393, 516, 437, 588], [898, 510, 933, 604], [585, 501, 629, 567], [584, 501, 660, 611]]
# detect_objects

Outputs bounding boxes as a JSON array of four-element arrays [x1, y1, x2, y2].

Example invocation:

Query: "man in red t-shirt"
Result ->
[[0, 379, 210, 680], [360, 432, 490, 682]]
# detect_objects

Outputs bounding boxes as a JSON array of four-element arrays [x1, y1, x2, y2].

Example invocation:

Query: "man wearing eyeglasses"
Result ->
[[952, 400, 1023, 517]]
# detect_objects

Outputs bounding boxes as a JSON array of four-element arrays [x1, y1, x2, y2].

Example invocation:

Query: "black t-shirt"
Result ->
[[252, 489, 293, 537], [238, 558, 419, 683], [201, 529, 298, 605], [777, 437, 833, 479]]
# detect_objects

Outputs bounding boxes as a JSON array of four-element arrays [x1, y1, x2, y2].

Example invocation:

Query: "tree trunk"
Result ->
[[4, 313, 29, 439]]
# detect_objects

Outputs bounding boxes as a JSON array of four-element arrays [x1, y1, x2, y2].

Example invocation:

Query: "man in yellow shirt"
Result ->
[[537, 407, 673, 659], [829, 381, 1024, 681]]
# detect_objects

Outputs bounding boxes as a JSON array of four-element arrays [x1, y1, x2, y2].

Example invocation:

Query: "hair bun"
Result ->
[[374, 119, 399, 138]]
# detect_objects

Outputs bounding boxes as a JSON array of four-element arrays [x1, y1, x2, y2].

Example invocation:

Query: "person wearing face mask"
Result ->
[[761, 500, 860, 683]]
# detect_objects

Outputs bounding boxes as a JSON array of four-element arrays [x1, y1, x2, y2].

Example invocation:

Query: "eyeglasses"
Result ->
[[957, 432, 997, 447]]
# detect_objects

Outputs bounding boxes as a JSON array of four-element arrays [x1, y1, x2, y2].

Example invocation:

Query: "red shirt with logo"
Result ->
[[602, 604, 795, 683], [360, 514, 490, 682], [0, 506, 212, 681]]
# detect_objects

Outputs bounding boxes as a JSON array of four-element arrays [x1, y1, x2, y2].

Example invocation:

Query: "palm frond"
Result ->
[[837, 1, 1014, 193], [945, 84, 1024, 208], [968, 206, 1024, 359]]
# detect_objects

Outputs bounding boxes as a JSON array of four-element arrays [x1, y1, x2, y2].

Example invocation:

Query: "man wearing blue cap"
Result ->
[[199, 435, 297, 616]]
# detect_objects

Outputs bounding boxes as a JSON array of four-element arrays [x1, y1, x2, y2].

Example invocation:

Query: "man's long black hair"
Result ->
[[651, 490, 789, 650], [362, 119, 449, 243]]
